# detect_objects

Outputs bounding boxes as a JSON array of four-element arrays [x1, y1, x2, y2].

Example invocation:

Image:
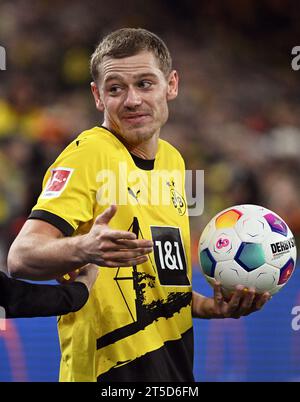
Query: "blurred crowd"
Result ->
[[0, 0, 300, 266]]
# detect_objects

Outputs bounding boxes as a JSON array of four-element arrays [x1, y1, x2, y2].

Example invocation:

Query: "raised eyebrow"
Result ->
[[104, 74, 124, 84], [134, 73, 158, 80], [104, 73, 158, 83]]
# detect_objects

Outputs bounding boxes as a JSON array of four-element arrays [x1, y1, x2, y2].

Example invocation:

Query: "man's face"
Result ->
[[91, 51, 178, 146]]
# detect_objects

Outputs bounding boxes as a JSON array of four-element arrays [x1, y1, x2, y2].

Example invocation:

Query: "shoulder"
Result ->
[[158, 139, 186, 167], [70, 126, 121, 153], [55, 127, 122, 165]]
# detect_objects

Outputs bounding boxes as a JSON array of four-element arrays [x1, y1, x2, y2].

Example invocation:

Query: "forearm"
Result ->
[[0, 272, 89, 318], [8, 233, 86, 280], [7, 207, 152, 281], [192, 290, 222, 319]]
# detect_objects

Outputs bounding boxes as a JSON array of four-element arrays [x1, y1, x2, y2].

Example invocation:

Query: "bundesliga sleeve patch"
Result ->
[[41, 168, 74, 199]]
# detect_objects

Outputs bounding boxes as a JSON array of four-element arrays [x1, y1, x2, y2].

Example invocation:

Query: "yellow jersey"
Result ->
[[30, 126, 193, 381]]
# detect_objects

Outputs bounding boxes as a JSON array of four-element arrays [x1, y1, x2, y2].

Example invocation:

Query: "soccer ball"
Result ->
[[198, 204, 297, 296]]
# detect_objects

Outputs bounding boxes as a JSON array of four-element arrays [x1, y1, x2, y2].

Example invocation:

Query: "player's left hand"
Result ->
[[213, 282, 271, 319]]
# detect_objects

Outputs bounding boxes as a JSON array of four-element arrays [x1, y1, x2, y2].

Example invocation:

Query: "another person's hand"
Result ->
[[74, 264, 99, 292], [212, 282, 271, 319], [57, 264, 99, 292], [56, 269, 80, 284]]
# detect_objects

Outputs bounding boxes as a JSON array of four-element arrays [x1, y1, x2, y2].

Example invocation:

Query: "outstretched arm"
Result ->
[[0, 264, 98, 318]]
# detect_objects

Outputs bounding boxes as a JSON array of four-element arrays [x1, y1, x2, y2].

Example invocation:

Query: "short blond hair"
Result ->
[[90, 28, 172, 82]]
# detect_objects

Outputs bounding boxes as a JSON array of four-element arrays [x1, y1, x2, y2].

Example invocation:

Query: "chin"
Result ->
[[124, 128, 155, 144]]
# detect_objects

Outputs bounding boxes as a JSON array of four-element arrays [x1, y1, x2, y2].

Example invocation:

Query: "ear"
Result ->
[[166, 70, 179, 101], [90, 82, 104, 112]]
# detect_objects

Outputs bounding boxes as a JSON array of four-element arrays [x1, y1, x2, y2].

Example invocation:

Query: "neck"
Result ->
[[102, 124, 159, 160], [127, 139, 158, 159]]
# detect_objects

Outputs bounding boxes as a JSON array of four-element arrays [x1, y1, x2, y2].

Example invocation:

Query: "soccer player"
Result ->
[[1, 264, 98, 318], [7, 28, 270, 381]]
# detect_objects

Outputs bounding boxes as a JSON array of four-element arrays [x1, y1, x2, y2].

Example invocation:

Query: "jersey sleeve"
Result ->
[[29, 138, 97, 235]]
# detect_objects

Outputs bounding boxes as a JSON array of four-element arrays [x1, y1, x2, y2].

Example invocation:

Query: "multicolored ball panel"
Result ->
[[264, 213, 288, 237], [235, 242, 265, 271], [215, 209, 242, 229], [278, 258, 295, 285], [200, 248, 216, 277]]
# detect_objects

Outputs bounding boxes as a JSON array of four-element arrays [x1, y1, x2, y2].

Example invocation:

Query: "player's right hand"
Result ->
[[79, 205, 153, 267]]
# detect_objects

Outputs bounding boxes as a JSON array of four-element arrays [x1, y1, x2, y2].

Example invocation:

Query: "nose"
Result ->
[[124, 87, 142, 109]]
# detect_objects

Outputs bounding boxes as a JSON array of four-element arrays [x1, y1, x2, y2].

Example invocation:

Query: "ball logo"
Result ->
[[270, 237, 296, 256], [216, 238, 230, 249]]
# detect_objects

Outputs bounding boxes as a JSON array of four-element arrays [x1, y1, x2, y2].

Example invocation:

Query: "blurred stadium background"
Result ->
[[1, 0, 300, 382]]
